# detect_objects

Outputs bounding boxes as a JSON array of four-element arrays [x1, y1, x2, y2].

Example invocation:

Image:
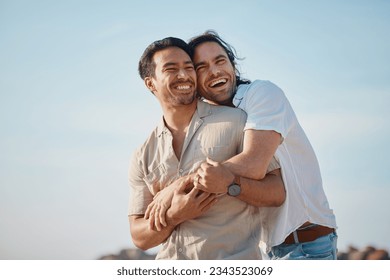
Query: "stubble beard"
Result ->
[[209, 82, 236, 106], [171, 92, 196, 106]]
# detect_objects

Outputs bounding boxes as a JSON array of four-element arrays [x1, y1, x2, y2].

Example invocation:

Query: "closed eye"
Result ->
[[195, 65, 206, 72], [216, 58, 226, 65]]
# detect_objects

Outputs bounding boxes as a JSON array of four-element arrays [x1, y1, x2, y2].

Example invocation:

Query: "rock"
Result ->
[[337, 245, 389, 260], [98, 248, 156, 260], [366, 249, 389, 260], [99, 245, 390, 260], [336, 251, 349, 260]]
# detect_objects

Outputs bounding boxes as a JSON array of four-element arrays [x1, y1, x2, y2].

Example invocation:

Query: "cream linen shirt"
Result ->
[[234, 80, 337, 254], [129, 100, 274, 259]]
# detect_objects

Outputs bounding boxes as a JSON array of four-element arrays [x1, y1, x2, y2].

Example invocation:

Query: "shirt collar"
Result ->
[[156, 118, 168, 137], [233, 84, 247, 107], [156, 99, 212, 137]]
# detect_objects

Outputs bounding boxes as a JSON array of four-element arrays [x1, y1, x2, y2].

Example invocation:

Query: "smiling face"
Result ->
[[193, 42, 236, 106], [145, 47, 197, 108]]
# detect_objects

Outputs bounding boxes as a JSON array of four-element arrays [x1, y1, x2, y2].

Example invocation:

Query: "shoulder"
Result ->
[[132, 126, 160, 159], [214, 103, 246, 116], [241, 80, 285, 99], [235, 80, 287, 109], [199, 100, 247, 120]]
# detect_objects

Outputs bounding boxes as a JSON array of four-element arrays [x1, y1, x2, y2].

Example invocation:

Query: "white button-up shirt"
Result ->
[[234, 80, 337, 253]]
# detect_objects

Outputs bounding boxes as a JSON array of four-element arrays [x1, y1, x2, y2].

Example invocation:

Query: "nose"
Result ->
[[209, 64, 220, 76], [177, 68, 188, 79]]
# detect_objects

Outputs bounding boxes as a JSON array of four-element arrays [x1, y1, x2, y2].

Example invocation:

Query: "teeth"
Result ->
[[177, 85, 190, 90], [210, 79, 226, 87]]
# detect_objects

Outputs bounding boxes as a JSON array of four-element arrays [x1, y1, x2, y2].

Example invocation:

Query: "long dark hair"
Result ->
[[188, 30, 251, 86]]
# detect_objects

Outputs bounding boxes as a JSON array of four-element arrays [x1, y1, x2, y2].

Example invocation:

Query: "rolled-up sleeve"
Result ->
[[243, 81, 296, 142], [128, 150, 153, 216]]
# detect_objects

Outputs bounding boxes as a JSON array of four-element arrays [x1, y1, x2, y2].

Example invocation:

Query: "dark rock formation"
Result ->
[[99, 245, 389, 260], [337, 245, 389, 260], [98, 248, 156, 260]]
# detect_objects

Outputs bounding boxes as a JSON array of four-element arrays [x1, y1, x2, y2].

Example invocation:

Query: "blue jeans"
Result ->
[[268, 232, 338, 260]]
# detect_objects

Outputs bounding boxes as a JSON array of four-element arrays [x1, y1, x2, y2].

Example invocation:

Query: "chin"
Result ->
[[214, 92, 231, 105], [182, 96, 196, 105]]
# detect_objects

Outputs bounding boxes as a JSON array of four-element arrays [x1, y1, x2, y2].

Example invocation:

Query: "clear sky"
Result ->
[[1, 0, 389, 259]]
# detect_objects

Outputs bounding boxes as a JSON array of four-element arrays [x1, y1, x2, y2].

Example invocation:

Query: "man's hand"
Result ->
[[129, 178, 217, 250], [166, 177, 218, 227], [195, 157, 235, 194], [146, 176, 192, 231]]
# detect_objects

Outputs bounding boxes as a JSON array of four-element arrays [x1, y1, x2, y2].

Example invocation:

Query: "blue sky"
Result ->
[[1, 0, 389, 259]]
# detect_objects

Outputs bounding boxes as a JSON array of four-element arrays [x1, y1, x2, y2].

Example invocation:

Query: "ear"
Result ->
[[144, 77, 156, 93]]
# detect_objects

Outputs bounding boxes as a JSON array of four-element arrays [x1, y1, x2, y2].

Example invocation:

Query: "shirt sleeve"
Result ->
[[243, 81, 297, 141], [128, 149, 153, 216]]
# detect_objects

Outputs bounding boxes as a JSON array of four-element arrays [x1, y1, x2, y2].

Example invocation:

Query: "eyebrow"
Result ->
[[162, 60, 193, 68], [194, 61, 205, 69], [214, 54, 228, 61]]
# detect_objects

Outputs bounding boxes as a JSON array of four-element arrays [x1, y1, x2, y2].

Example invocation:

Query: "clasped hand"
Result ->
[[145, 158, 233, 231], [145, 174, 217, 231]]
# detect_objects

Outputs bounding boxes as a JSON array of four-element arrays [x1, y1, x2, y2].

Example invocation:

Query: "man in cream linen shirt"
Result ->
[[128, 37, 285, 259]]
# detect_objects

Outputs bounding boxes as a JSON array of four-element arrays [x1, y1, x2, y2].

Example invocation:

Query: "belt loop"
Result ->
[[293, 231, 299, 243]]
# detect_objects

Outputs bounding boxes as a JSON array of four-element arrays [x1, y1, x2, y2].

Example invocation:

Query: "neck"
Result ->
[[205, 98, 234, 107], [161, 100, 197, 133], [161, 100, 197, 160]]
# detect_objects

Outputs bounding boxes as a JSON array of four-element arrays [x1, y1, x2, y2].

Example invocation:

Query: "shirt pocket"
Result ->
[[192, 145, 235, 168], [143, 163, 172, 195]]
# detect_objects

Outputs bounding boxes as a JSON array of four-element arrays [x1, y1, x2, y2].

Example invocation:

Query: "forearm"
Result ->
[[129, 215, 176, 250], [223, 152, 270, 180], [223, 129, 281, 180], [235, 168, 285, 207]]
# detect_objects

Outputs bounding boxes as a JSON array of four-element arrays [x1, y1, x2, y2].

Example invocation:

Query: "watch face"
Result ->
[[228, 184, 241, 197]]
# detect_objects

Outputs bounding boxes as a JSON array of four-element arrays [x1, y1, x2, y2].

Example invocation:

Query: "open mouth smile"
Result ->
[[209, 78, 227, 88], [176, 85, 191, 90]]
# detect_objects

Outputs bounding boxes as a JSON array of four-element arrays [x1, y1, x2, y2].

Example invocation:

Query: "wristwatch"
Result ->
[[227, 176, 241, 197]]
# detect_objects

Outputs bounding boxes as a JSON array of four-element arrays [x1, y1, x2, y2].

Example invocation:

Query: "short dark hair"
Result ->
[[188, 30, 250, 85], [138, 37, 193, 80]]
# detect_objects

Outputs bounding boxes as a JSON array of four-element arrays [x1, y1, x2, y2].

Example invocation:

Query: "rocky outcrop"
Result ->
[[337, 246, 389, 260], [99, 246, 389, 260], [98, 248, 156, 260]]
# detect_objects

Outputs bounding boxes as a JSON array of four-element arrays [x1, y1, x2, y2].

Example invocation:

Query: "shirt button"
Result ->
[[178, 248, 183, 253], [179, 169, 183, 173]]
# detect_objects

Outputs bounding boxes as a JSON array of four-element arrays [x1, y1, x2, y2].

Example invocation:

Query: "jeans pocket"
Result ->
[[300, 233, 336, 260]]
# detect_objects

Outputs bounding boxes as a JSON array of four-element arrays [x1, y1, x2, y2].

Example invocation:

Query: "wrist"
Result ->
[[233, 175, 241, 186], [227, 175, 241, 197], [227, 175, 241, 187], [224, 174, 238, 191], [166, 209, 182, 227]]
